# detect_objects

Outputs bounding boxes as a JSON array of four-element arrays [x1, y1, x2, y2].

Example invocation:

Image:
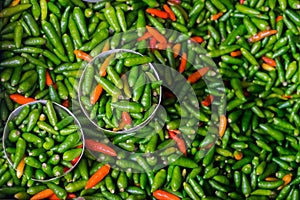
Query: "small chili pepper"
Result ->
[[187, 67, 210, 84], [146, 25, 167, 44], [230, 50, 242, 57], [248, 30, 278, 43], [190, 36, 204, 43], [30, 189, 54, 200], [146, 8, 169, 19], [74, 50, 93, 62], [90, 84, 103, 105], [276, 15, 283, 22], [163, 4, 176, 21], [262, 56, 276, 67], [178, 52, 187, 73], [201, 95, 214, 107], [168, 130, 187, 156], [211, 12, 223, 20], [85, 139, 117, 156], [137, 32, 152, 41], [9, 94, 35, 105], [85, 164, 110, 189], [153, 189, 180, 200]]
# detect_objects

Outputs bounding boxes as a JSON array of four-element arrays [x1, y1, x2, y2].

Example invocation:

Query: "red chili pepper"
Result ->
[[190, 36, 204, 43], [10, 94, 35, 105], [230, 50, 242, 57], [146, 25, 167, 44], [168, 130, 186, 156], [74, 50, 93, 62], [67, 193, 76, 199], [146, 8, 169, 19], [164, 90, 175, 98], [85, 139, 117, 156], [239, 0, 245, 4], [201, 95, 214, 107], [46, 70, 53, 86], [187, 67, 210, 84], [248, 30, 277, 42], [163, 4, 176, 21], [211, 12, 223, 20], [48, 193, 60, 200], [150, 37, 157, 51], [71, 156, 80, 165], [262, 56, 276, 67], [178, 52, 187, 73], [63, 167, 69, 173], [137, 32, 152, 41], [153, 189, 180, 200], [282, 95, 292, 99], [122, 111, 132, 125], [62, 99, 69, 108], [276, 15, 283, 22], [77, 144, 83, 149]]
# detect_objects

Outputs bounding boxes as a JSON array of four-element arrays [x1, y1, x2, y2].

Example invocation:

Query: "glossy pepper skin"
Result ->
[[0, 0, 300, 199]]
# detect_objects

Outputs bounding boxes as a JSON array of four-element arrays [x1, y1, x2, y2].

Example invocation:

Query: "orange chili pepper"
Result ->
[[10, 94, 35, 105], [9, 0, 21, 7], [16, 157, 25, 178], [282, 173, 293, 185], [187, 67, 210, 84], [163, 4, 176, 21], [30, 189, 54, 200], [190, 36, 204, 43], [85, 164, 110, 189], [102, 40, 110, 52], [99, 54, 114, 77], [265, 177, 279, 181], [153, 189, 181, 200], [248, 30, 277, 42], [146, 25, 167, 44], [233, 151, 243, 160], [46, 70, 53, 86], [178, 52, 187, 73], [219, 115, 227, 138], [90, 84, 103, 105], [74, 50, 93, 62], [262, 56, 276, 67], [230, 50, 242, 57], [146, 8, 169, 19], [211, 12, 223, 20], [276, 15, 283, 22], [172, 43, 181, 58], [137, 32, 152, 41]]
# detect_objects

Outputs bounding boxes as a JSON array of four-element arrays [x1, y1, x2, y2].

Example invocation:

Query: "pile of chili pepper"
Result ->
[[4, 100, 83, 182], [0, 0, 300, 199], [79, 50, 161, 132]]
